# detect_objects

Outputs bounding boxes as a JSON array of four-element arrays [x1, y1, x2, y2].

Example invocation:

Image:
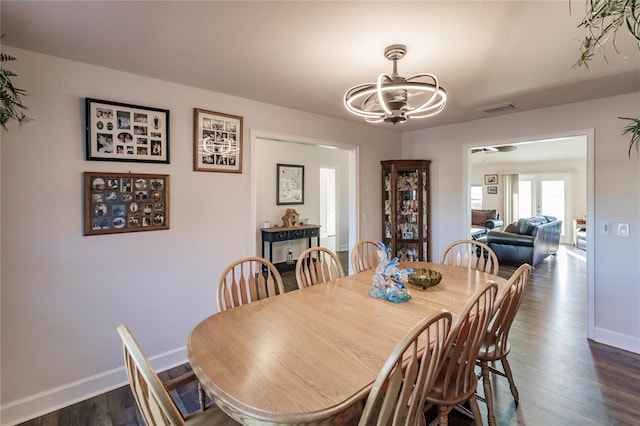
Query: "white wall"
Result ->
[[254, 138, 352, 262], [402, 92, 640, 354], [0, 48, 400, 424]]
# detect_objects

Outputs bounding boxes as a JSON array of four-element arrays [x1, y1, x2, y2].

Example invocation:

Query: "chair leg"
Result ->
[[501, 357, 519, 402], [468, 395, 484, 426], [198, 383, 206, 411], [480, 361, 496, 426], [436, 405, 449, 426]]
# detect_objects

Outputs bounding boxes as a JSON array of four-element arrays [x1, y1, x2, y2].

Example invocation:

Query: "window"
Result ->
[[470, 185, 483, 210]]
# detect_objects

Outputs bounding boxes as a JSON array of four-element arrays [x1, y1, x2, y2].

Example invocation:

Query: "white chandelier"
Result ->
[[344, 44, 447, 124]]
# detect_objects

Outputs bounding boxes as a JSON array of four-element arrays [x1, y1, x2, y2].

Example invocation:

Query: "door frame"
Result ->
[[464, 129, 594, 340], [249, 129, 358, 261]]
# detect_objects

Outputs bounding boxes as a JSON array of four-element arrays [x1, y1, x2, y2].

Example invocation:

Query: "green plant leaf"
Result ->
[[0, 40, 32, 131], [573, 0, 640, 67], [620, 116, 640, 158]]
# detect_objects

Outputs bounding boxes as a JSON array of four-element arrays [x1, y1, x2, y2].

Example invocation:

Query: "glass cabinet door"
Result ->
[[381, 160, 431, 262], [395, 169, 420, 261]]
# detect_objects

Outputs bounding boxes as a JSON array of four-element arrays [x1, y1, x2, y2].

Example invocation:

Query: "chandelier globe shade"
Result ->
[[343, 44, 447, 124]]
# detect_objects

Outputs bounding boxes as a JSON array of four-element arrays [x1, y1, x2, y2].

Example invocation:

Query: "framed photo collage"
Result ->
[[84, 99, 244, 236]]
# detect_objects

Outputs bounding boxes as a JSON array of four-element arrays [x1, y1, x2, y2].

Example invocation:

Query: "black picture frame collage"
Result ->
[[86, 98, 170, 164]]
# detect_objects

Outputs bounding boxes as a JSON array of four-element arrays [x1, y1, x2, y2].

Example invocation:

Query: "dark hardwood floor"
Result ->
[[18, 247, 640, 425]]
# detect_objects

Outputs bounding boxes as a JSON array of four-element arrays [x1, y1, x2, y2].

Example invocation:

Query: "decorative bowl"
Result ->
[[408, 269, 443, 289]]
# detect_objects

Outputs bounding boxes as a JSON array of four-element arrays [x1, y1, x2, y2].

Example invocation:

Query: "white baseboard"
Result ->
[[0, 346, 188, 426], [592, 326, 640, 354]]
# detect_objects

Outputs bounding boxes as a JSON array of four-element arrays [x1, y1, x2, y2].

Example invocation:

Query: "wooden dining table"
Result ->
[[187, 262, 508, 426]]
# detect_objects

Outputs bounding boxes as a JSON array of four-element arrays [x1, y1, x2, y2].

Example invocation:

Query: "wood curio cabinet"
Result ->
[[381, 160, 431, 262]]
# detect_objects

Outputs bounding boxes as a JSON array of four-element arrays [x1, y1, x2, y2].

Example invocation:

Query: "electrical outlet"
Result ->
[[618, 223, 629, 237]]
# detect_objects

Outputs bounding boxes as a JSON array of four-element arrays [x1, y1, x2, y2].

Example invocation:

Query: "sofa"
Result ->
[[470, 209, 503, 240], [471, 209, 503, 231], [486, 216, 562, 266]]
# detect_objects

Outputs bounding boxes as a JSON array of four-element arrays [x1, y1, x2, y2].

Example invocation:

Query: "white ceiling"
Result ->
[[468, 136, 587, 166], [2, 1, 639, 138]]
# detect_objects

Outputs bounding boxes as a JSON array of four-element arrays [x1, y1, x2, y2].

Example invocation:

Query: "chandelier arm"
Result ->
[[344, 85, 386, 118], [376, 73, 394, 116], [403, 74, 442, 115], [407, 103, 446, 118]]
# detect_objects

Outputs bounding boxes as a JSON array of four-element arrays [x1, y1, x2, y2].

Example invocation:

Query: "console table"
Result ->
[[261, 225, 321, 270]]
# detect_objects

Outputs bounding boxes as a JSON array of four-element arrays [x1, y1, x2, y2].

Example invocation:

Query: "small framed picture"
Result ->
[[277, 164, 304, 205], [487, 186, 498, 194], [85, 98, 170, 163], [84, 172, 170, 236], [484, 174, 498, 185], [193, 108, 243, 173]]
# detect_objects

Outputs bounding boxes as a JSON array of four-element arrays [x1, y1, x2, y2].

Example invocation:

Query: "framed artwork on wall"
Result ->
[[84, 172, 170, 236], [277, 163, 304, 205], [85, 98, 170, 163], [193, 108, 243, 173], [484, 174, 498, 185], [487, 186, 498, 194]]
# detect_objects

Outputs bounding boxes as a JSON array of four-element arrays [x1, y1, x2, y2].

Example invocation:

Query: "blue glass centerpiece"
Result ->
[[369, 242, 414, 303]]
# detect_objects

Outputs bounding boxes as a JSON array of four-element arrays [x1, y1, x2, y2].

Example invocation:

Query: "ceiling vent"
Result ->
[[479, 102, 519, 114]]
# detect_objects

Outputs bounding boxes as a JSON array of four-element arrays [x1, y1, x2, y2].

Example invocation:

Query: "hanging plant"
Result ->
[[574, 1, 640, 157], [620, 117, 640, 157], [574, 0, 640, 68], [1, 45, 32, 130]]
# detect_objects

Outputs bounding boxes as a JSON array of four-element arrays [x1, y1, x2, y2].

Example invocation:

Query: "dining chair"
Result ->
[[424, 281, 498, 426], [295, 246, 345, 289], [440, 239, 500, 275], [217, 256, 285, 312], [476, 263, 532, 426], [351, 240, 381, 273], [359, 311, 452, 426], [117, 324, 225, 425]]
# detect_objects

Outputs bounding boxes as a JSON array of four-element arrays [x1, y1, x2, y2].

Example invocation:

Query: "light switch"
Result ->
[[602, 223, 611, 234], [618, 223, 629, 237]]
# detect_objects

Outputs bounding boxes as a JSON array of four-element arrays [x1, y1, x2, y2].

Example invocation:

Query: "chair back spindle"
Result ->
[[477, 263, 531, 426], [217, 257, 284, 312], [295, 247, 345, 289], [440, 239, 499, 275], [118, 324, 185, 426], [351, 240, 381, 274], [425, 281, 498, 425], [359, 311, 452, 426]]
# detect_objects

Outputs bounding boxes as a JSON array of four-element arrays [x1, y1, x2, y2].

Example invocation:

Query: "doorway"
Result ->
[[251, 132, 357, 263], [320, 168, 338, 252], [467, 132, 595, 342]]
